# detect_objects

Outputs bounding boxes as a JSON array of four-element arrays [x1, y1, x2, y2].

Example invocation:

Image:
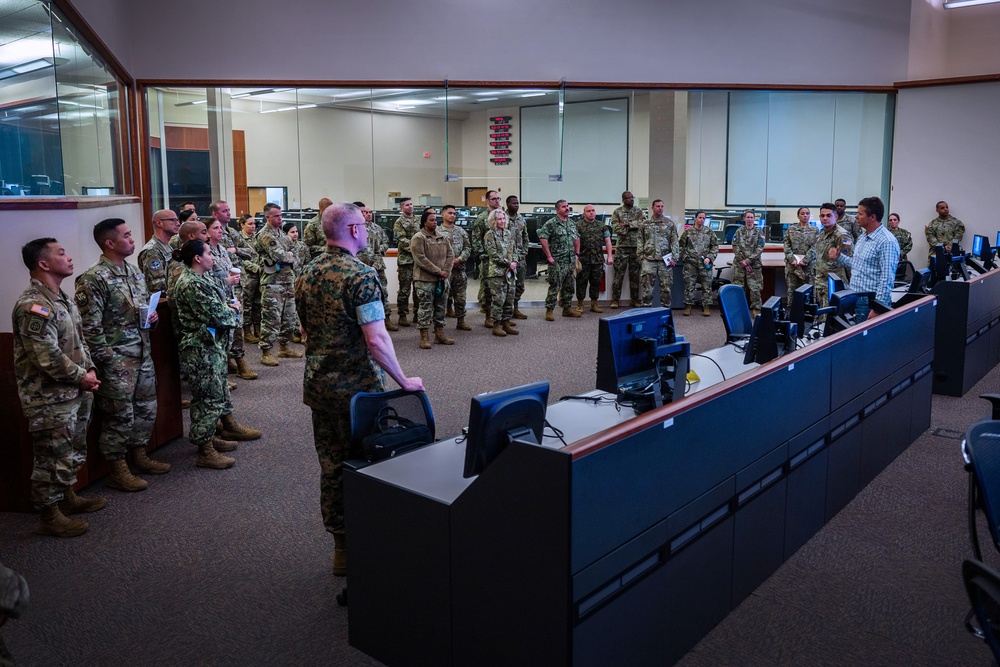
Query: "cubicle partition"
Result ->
[[344, 295, 936, 666], [931, 267, 1000, 396]]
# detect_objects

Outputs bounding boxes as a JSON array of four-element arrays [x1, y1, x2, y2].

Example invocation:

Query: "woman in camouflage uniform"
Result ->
[[483, 209, 519, 337], [284, 222, 312, 343]]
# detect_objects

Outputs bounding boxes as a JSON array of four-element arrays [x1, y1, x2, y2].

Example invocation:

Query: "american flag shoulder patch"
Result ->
[[30, 304, 50, 317]]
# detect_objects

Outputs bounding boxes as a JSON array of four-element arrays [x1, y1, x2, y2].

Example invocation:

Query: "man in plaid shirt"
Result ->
[[827, 196, 900, 321]]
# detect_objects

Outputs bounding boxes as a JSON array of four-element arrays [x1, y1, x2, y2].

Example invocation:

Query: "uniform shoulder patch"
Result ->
[[27, 316, 45, 334], [75, 291, 89, 306], [29, 303, 50, 318], [150, 259, 162, 271]]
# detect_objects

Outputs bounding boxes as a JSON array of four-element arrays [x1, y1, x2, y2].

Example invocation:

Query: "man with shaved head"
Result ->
[[303, 197, 335, 257], [295, 202, 423, 577], [138, 209, 180, 299]]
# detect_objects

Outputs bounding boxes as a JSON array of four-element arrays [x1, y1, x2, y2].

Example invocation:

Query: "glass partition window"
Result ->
[[0, 0, 129, 197]]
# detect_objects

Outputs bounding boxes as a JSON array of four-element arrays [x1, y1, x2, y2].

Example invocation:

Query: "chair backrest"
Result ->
[[895, 260, 915, 286], [719, 284, 752, 342], [724, 224, 740, 244], [965, 420, 1000, 554], [963, 558, 1000, 662], [349, 389, 435, 446]]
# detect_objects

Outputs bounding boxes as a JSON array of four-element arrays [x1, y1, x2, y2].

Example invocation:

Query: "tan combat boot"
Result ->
[[545, 309, 555, 321], [291, 331, 303, 344], [434, 326, 455, 345], [278, 343, 303, 359], [703, 305, 711, 317], [129, 447, 171, 474], [235, 357, 258, 380], [260, 348, 279, 366], [227, 379, 237, 391], [577, 298, 585, 311], [243, 325, 259, 344], [220, 413, 262, 441], [590, 300, 603, 313], [107, 458, 148, 492], [456, 317, 471, 331], [227, 357, 238, 374], [196, 441, 235, 469], [181, 399, 191, 409], [59, 487, 107, 514], [484, 315, 494, 328], [492, 322, 507, 337], [37, 504, 88, 537], [751, 308, 760, 319], [610, 300, 619, 309], [333, 533, 347, 576], [385, 316, 399, 332], [446, 304, 456, 318], [398, 313, 410, 327], [513, 303, 528, 319], [419, 329, 432, 349], [562, 307, 582, 318], [212, 435, 239, 452], [501, 320, 519, 336]]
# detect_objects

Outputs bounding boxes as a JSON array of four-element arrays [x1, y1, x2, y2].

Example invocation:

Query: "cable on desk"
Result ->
[[559, 395, 601, 403], [690, 352, 726, 382], [543, 420, 568, 447]]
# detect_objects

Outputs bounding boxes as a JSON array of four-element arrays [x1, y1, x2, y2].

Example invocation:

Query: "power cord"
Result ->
[[690, 352, 726, 382]]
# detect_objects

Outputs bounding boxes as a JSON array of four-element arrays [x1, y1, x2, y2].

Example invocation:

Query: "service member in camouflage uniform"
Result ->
[[610, 191, 646, 308], [411, 209, 455, 348], [353, 202, 398, 331], [295, 202, 424, 576], [13, 238, 105, 537], [814, 203, 853, 310], [208, 201, 252, 374], [235, 215, 262, 342], [638, 199, 680, 309], [835, 198, 862, 241], [75, 219, 170, 493], [783, 207, 820, 309], [256, 204, 302, 366], [679, 211, 719, 316], [393, 197, 421, 328], [925, 200, 966, 265], [732, 210, 765, 313], [887, 213, 912, 265], [283, 221, 312, 343], [471, 191, 503, 318], [506, 195, 530, 319], [483, 209, 520, 336], [439, 204, 472, 331], [137, 209, 179, 298], [303, 197, 333, 258], [538, 199, 582, 320], [172, 239, 258, 469], [575, 204, 613, 313]]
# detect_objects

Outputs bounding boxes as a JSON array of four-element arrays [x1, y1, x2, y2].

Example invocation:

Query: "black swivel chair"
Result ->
[[894, 260, 916, 288], [719, 283, 752, 344], [963, 559, 1000, 662], [724, 224, 741, 244]]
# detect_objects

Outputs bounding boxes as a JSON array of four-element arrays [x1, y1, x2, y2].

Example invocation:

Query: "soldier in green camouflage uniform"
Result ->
[[294, 202, 424, 576], [506, 195, 530, 319], [732, 211, 765, 311], [303, 197, 333, 258], [137, 209, 179, 298], [925, 200, 965, 265], [393, 198, 422, 327], [814, 203, 853, 310], [257, 205, 302, 365], [538, 200, 581, 319], [472, 191, 503, 318], [610, 191, 646, 307], [835, 199, 862, 241], [887, 213, 912, 265], [76, 219, 169, 492], [638, 199, 680, 308], [439, 205, 472, 330], [172, 240, 242, 470], [234, 216, 262, 342], [208, 202, 251, 367], [206, 218, 246, 368], [354, 203, 398, 331], [575, 204, 612, 313], [679, 211, 720, 315], [14, 238, 105, 537], [783, 207, 820, 309], [483, 209, 519, 336]]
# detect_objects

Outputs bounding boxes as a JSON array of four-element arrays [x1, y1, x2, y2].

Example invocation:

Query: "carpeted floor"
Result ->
[[0, 297, 995, 666]]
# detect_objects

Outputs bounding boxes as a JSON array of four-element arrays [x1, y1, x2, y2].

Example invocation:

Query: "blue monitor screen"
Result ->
[[973, 234, 985, 258]]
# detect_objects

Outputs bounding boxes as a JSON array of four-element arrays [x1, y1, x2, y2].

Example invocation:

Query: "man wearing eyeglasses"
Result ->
[[138, 209, 180, 299], [257, 203, 302, 366], [471, 190, 502, 325]]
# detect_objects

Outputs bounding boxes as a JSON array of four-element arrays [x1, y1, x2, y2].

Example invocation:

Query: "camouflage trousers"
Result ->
[[26, 393, 92, 507], [310, 401, 356, 535], [545, 260, 576, 310], [514, 261, 527, 302], [94, 354, 157, 460], [180, 343, 232, 446], [683, 262, 714, 306], [449, 268, 468, 318], [785, 266, 812, 310], [733, 263, 763, 310], [377, 268, 392, 315], [576, 262, 604, 301], [611, 246, 640, 302], [415, 280, 449, 329], [397, 264, 418, 317], [489, 274, 515, 322], [640, 260, 674, 307], [478, 263, 493, 312], [259, 281, 297, 350], [241, 272, 262, 329]]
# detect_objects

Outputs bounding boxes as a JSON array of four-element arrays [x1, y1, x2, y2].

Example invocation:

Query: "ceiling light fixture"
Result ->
[[943, 0, 1000, 6]]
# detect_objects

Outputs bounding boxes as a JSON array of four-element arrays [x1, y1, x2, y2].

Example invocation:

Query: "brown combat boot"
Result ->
[[513, 303, 528, 319], [291, 332, 303, 344], [501, 320, 519, 335], [398, 313, 410, 327], [385, 316, 399, 332], [703, 305, 711, 317], [212, 435, 238, 452], [545, 309, 555, 321], [196, 441, 235, 469], [434, 326, 455, 345], [129, 447, 171, 474], [181, 399, 191, 409], [59, 487, 107, 514], [243, 325, 259, 344], [484, 316, 494, 328], [278, 343, 303, 358], [220, 413, 262, 440], [37, 504, 88, 537], [577, 298, 585, 311], [107, 458, 148, 492], [590, 300, 603, 313], [333, 533, 347, 576], [610, 300, 619, 309], [446, 304, 456, 318], [227, 379, 237, 391], [260, 348, 279, 366], [492, 322, 507, 337], [456, 317, 471, 331], [227, 357, 238, 374], [419, 329, 432, 349], [751, 308, 760, 320], [562, 307, 582, 318], [683, 304, 692, 316], [235, 357, 258, 380]]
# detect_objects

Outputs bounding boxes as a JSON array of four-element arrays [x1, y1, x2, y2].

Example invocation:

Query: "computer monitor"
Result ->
[[828, 275, 845, 296], [910, 267, 931, 293], [743, 296, 798, 365], [823, 289, 877, 336], [463, 381, 549, 479], [789, 284, 816, 338], [971, 234, 996, 271]]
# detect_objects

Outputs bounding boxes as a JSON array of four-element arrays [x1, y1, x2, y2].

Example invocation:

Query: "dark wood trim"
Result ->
[[0, 196, 140, 211], [134, 82, 152, 221], [55, 0, 132, 84], [563, 294, 936, 460], [563, 82, 898, 93], [137, 79, 451, 89], [894, 73, 1000, 89]]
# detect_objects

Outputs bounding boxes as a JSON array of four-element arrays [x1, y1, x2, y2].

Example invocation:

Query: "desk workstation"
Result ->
[[344, 295, 936, 667]]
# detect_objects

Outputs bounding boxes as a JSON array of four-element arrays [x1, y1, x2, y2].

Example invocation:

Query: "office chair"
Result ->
[[963, 419, 1000, 561], [719, 283, 752, 344], [894, 260, 915, 288], [350, 389, 436, 454], [724, 224, 740, 244], [963, 559, 1000, 662]]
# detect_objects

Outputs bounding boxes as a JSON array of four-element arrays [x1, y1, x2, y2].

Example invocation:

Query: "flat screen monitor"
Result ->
[[463, 381, 549, 479], [910, 267, 931, 293], [789, 284, 815, 338], [828, 275, 845, 297], [596, 307, 678, 393], [823, 289, 876, 336], [973, 234, 986, 258], [996, 231, 1000, 249], [743, 296, 797, 364], [971, 234, 996, 271]]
